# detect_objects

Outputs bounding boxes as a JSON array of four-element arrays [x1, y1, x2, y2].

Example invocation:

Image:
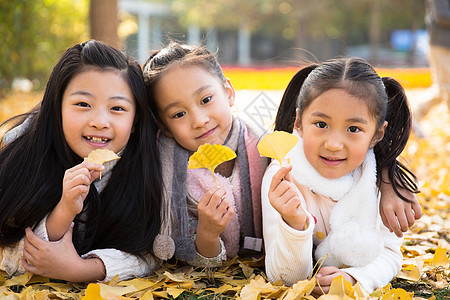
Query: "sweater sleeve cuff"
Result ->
[[35, 215, 49, 241], [187, 238, 227, 268], [82, 249, 158, 282], [278, 211, 315, 238]]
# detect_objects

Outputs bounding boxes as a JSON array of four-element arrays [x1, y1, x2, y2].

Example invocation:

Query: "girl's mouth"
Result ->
[[85, 136, 110, 144], [197, 127, 217, 139], [320, 156, 346, 166]]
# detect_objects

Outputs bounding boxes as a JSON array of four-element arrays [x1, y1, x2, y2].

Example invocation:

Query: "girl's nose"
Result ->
[[89, 111, 110, 129], [325, 132, 344, 151], [192, 110, 209, 128]]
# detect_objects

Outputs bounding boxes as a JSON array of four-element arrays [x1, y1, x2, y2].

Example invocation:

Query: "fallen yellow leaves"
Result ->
[[0, 90, 448, 299]]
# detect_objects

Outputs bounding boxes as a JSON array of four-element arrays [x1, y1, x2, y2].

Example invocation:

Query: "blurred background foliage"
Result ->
[[0, 0, 426, 95], [0, 0, 89, 94]]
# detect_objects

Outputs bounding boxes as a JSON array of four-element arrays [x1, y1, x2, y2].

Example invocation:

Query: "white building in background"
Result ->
[[119, 0, 251, 65]]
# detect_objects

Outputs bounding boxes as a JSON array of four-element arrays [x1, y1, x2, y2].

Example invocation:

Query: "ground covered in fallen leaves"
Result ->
[[0, 90, 448, 299]]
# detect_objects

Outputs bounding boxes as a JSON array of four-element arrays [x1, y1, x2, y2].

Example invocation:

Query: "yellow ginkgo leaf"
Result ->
[[381, 288, 413, 300], [84, 149, 120, 165], [84, 149, 120, 180], [82, 283, 104, 300], [327, 275, 353, 297], [397, 264, 421, 282], [432, 246, 449, 267], [3, 272, 33, 287], [188, 144, 236, 186], [257, 131, 298, 165], [284, 278, 315, 300]]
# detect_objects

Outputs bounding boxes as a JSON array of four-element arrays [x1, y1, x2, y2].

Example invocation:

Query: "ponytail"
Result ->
[[375, 77, 419, 201], [274, 65, 317, 132]]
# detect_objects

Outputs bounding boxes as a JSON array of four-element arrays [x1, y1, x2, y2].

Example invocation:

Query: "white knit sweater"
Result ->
[[261, 133, 403, 293]]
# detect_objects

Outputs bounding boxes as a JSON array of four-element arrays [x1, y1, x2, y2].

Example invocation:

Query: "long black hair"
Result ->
[[0, 40, 162, 257], [274, 57, 418, 201]]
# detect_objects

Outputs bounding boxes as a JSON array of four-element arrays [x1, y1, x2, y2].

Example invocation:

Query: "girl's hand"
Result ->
[[196, 187, 235, 257], [47, 162, 104, 241], [379, 178, 422, 238], [60, 162, 104, 217], [312, 266, 356, 296], [22, 226, 106, 282], [269, 165, 307, 231]]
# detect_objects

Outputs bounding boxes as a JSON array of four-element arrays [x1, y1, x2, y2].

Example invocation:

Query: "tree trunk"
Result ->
[[90, 0, 120, 49], [369, 0, 381, 65]]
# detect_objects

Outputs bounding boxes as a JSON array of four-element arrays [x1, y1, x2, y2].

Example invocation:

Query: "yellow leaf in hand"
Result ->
[[84, 149, 120, 180], [188, 144, 236, 186], [257, 131, 298, 165], [84, 149, 120, 165]]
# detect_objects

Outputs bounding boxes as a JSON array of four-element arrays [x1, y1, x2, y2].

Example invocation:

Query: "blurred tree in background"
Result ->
[[168, 0, 425, 63], [90, 0, 120, 48], [0, 0, 88, 94], [0, 0, 426, 95]]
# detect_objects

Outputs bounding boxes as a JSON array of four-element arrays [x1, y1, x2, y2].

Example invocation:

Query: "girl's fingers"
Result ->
[[269, 165, 293, 192], [384, 210, 403, 237], [65, 163, 104, 184], [24, 228, 42, 250], [198, 187, 221, 207], [284, 167, 294, 183], [80, 161, 105, 172], [405, 205, 417, 227], [411, 200, 422, 220], [208, 188, 226, 209], [395, 211, 409, 233]]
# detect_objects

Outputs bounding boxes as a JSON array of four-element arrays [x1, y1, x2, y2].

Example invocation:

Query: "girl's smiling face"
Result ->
[[153, 65, 235, 152], [295, 88, 386, 179], [61, 69, 136, 158]]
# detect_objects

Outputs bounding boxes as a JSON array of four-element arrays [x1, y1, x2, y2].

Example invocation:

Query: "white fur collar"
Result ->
[[287, 130, 383, 267]]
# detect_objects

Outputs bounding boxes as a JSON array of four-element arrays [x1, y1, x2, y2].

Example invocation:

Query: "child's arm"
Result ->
[[22, 225, 159, 282], [195, 187, 234, 258], [379, 169, 422, 238], [262, 163, 315, 285], [22, 225, 106, 282], [46, 162, 103, 241]]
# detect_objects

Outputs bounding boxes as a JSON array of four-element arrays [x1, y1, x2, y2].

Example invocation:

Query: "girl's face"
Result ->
[[61, 70, 136, 158], [295, 88, 386, 179], [154, 65, 235, 152]]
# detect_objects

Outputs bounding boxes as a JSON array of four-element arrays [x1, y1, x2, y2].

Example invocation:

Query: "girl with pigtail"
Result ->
[[262, 57, 419, 294]]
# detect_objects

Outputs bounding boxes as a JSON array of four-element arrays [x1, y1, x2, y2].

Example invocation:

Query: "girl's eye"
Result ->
[[111, 106, 125, 112], [348, 126, 361, 133], [173, 112, 186, 119], [201, 96, 212, 105], [315, 121, 327, 129], [76, 102, 90, 108]]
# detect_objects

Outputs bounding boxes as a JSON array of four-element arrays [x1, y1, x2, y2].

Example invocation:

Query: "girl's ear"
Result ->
[[370, 121, 388, 148], [294, 108, 303, 137], [225, 78, 235, 107]]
